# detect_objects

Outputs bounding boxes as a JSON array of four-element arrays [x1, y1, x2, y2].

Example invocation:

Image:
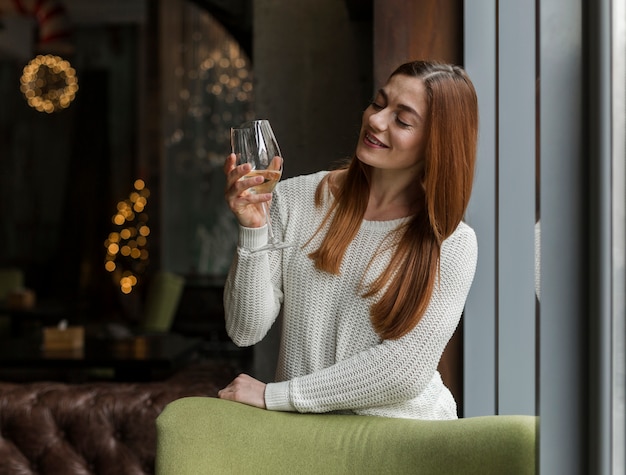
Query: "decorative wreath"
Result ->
[[20, 54, 78, 113]]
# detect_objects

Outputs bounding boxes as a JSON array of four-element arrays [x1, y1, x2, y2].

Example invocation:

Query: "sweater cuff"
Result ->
[[238, 225, 268, 250], [265, 381, 295, 412]]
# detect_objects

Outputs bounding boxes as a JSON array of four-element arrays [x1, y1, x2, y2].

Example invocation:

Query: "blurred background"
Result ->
[[0, 0, 374, 329]]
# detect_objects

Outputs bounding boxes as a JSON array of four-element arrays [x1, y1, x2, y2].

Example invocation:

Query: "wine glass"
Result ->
[[230, 120, 294, 252]]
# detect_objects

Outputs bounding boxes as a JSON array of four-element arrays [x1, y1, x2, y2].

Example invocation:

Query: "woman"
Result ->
[[219, 60, 479, 420]]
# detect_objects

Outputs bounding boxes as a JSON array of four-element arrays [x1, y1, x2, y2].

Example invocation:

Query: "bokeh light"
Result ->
[[20, 54, 79, 113], [104, 180, 151, 294]]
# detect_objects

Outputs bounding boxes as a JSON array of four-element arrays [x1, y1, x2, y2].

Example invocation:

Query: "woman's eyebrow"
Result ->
[[378, 87, 423, 121], [372, 88, 387, 103]]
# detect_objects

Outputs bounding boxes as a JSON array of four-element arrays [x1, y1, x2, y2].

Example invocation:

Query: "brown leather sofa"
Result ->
[[0, 362, 238, 475]]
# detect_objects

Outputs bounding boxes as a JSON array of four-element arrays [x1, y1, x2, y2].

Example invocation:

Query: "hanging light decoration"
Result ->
[[20, 54, 78, 113]]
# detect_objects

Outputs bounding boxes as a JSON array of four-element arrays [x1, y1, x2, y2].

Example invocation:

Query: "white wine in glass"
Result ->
[[230, 120, 294, 252]]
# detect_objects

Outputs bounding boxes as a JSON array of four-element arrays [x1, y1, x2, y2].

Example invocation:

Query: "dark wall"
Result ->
[[0, 26, 139, 318]]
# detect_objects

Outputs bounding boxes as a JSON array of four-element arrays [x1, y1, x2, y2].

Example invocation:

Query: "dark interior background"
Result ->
[[0, 0, 373, 330]]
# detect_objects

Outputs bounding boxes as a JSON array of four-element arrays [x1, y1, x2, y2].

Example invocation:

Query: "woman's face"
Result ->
[[356, 74, 428, 175]]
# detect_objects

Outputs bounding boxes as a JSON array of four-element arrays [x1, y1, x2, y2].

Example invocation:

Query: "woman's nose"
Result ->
[[368, 110, 387, 131]]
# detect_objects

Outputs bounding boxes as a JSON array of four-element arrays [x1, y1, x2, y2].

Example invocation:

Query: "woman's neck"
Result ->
[[364, 170, 424, 221]]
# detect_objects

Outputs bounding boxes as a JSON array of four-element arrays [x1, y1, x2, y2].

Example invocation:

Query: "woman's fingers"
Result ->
[[223, 153, 274, 228], [218, 373, 267, 409], [268, 155, 283, 171], [223, 152, 236, 174]]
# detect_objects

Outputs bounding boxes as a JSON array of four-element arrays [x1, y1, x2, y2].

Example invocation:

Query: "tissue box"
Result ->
[[43, 326, 85, 350]]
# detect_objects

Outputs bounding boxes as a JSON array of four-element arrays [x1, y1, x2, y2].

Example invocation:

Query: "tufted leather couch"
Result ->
[[0, 362, 238, 475]]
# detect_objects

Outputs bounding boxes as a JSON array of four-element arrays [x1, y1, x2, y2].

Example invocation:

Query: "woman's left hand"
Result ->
[[218, 373, 267, 409]]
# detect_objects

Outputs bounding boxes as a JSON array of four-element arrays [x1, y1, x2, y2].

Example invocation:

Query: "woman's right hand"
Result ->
[[223, 153, 272, 228]]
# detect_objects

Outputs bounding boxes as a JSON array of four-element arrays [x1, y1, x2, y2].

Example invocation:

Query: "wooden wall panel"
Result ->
[[373, 0, 462, 87]]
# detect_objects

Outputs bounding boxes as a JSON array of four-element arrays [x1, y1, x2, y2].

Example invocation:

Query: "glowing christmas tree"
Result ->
[[104, 179, 151, 294]]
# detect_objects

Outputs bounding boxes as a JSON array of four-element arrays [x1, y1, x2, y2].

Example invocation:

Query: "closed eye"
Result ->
[[396, 117, 411, 128]]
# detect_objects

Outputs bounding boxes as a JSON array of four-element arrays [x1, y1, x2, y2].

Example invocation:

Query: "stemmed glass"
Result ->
[[230, 119, 293, 252]]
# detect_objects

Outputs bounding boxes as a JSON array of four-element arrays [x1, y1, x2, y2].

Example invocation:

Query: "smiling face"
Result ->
[[355, 74, 429, 176]]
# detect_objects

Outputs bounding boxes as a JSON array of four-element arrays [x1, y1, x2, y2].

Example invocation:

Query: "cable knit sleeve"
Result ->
[[222, 172, 323, 348], [223, 211, 285, 348], [265, 223, 477, 417]]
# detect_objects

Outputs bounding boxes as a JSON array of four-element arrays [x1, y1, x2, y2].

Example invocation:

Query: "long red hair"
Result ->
[[308, 61, 478, 340]]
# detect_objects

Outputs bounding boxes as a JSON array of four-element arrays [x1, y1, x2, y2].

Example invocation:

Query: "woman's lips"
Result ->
[[364, 132, 387, 148]]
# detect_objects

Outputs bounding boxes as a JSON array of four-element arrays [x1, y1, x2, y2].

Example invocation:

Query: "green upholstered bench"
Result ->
[[155, 397, 536, 474]]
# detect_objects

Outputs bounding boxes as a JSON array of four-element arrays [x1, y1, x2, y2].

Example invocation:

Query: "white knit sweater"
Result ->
[[224, 171, 478, 420]]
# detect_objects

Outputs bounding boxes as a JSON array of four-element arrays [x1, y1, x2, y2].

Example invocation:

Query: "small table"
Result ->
[[0, 333, 203, 382]]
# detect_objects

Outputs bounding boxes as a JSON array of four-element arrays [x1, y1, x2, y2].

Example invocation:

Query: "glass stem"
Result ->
[[263, 202, 276, 244]]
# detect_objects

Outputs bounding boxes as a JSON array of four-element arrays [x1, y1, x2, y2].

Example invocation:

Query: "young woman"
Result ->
[[219, 60, 479, 420]]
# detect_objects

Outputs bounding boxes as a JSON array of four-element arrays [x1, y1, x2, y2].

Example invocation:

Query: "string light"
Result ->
[[20, 54, 79, 113], [104, 179, 151, 294], [166, 11, 254, 152]]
